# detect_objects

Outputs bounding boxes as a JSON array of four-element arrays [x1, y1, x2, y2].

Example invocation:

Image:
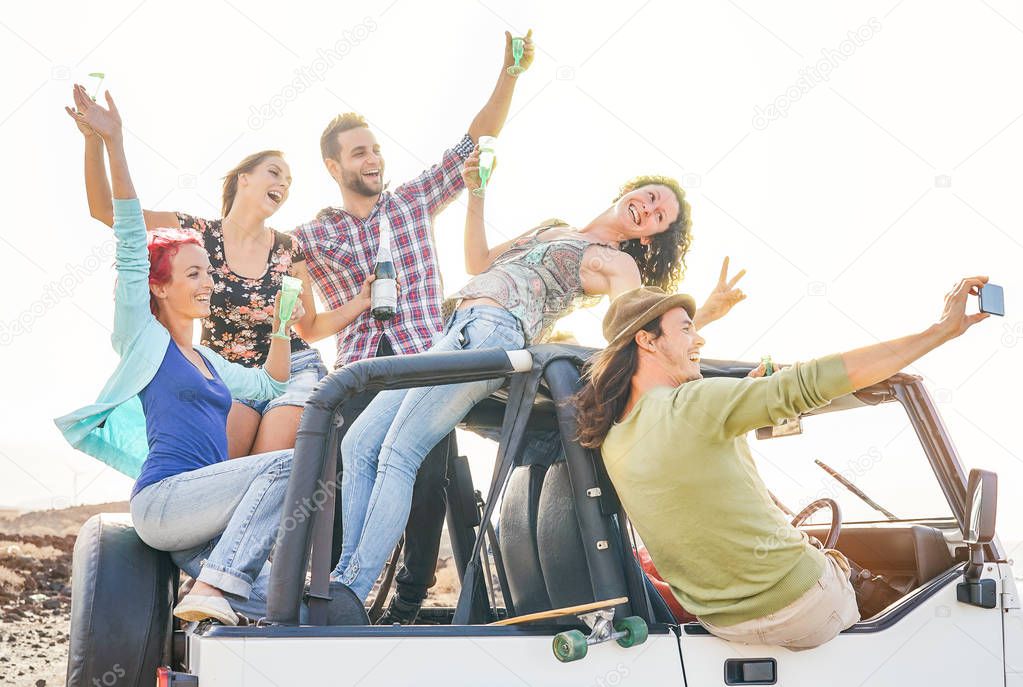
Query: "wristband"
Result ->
[[271, 333, 290, 341]]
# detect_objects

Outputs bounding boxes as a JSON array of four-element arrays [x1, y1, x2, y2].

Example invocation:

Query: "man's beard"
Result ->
[[342, 168, 383, 198]]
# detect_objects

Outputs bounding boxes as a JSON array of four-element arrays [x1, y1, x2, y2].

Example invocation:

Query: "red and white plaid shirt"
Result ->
[[294, 134, 475, 369]]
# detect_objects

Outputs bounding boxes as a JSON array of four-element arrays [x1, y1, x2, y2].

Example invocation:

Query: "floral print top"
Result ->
[[177, 213, 310, 366]]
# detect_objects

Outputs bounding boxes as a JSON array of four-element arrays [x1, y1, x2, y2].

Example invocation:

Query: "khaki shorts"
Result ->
[[701, 550, 861, 650]]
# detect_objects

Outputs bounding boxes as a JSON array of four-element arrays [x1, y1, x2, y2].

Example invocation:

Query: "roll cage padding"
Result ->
[[267, 348, 518, 625], [265, 342, 780, 625]]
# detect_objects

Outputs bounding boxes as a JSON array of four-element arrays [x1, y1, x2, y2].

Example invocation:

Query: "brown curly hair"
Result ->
[[613, 175, 692, 292]]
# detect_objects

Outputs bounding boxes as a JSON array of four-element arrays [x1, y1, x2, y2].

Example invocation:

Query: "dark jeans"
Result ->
[[329, 336, 454, 603]]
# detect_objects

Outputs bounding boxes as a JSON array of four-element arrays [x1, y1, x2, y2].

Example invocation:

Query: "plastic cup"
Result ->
[[507, 37, 525, 76], [88, 72, 105, 102], [276, 275, 302, 337], [473, 136, 497, 198]]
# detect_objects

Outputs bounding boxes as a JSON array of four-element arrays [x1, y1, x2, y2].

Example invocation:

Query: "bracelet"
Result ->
[[271, 333, 290, 341]]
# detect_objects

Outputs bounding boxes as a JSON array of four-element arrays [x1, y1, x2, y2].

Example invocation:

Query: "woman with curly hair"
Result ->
[[332, 150, 747, 602]]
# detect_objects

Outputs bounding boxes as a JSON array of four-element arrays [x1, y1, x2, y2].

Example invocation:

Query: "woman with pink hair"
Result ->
[[56, 91, 300, 626], [66, 84, 373, 459]]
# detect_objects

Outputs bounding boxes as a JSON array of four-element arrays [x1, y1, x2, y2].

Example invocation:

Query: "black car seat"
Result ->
[[498, 463, 552, 614]]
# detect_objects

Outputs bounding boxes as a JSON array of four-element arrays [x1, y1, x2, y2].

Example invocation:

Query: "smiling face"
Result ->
[[637, 307, 705, 385], [151, 244, 215, 320], [614, 184, 681, 244], [236, 156, 291, 217], [330, 127, 385, 197]]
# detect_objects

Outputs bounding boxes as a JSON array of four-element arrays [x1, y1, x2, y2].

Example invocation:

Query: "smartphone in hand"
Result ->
[[979, 283, 1004, 316]]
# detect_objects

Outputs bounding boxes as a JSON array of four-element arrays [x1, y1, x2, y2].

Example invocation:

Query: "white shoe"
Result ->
[[174, 592, 239, 626]]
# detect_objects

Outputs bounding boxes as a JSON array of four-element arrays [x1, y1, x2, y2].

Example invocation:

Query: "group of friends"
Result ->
[[54, 31, 991, 649]]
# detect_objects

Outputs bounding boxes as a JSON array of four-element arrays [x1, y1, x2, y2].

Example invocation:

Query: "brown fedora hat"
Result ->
[[603, 287, 697, 348]]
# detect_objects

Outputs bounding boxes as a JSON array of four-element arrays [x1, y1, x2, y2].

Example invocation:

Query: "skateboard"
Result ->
[[489, 596, 648, 662]]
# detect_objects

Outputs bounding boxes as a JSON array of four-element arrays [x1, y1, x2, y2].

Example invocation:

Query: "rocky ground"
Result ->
[[0, 503, 128, 687], [0, 502, 463, 686], [0, 534, 75, 687]]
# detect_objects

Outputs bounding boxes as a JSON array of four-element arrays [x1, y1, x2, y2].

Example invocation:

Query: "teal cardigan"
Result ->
[[54, 198, 287, 478]]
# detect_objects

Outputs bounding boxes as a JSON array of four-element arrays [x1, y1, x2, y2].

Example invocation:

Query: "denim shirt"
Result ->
[[54, 198, 287, 479]]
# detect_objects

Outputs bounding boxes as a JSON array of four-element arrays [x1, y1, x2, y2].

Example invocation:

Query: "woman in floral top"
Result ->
[[69, 83, 372, 457]]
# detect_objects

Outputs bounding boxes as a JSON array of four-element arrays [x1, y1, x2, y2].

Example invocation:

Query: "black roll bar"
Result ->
[[266, 348, 521, 625]]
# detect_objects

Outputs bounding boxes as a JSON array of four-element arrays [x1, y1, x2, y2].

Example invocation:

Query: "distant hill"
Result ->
[[0, 501, 128, 536]]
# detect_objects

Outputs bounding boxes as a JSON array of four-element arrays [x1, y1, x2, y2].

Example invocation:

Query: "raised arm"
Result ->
[[840, 276, 989, 389], [686, 275, 991, 440], [459, 149, 537, 275], [66, 84, 180, 229], [467, 31, 535, 142], [70, 89, 156, 349]]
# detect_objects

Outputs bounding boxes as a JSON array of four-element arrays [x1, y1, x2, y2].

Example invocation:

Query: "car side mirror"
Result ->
[[964, 468, 997, 550], [956, 469, 998, 608]]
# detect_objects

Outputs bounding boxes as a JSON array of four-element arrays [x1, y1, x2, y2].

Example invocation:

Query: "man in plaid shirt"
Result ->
[[294, 31, 534, 624]]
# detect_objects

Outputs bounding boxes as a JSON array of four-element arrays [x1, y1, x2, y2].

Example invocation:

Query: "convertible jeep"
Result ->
[[67, 345, 1022, 686]]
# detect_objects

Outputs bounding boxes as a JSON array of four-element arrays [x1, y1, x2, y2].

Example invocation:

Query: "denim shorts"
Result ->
[[238, 347, 328, 415]]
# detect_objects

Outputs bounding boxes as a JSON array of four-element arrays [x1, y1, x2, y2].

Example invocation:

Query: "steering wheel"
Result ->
[[790, 498, 842, 550]]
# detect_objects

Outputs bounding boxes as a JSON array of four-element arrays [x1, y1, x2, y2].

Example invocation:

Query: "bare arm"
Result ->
[[459, 150, 538, 274], [265, 293, 306, 383], [67, 84, 180, 229], [291, 260, 373, 343], [840, 276, 989, 389], [467, 31, 534, 142], [582, 248, 642, 300]]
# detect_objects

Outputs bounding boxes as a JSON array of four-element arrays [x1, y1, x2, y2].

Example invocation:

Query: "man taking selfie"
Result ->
[[575, 276, 991, 648]]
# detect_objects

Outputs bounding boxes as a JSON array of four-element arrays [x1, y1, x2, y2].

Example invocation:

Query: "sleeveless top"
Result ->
[[453, 225, 614, 345], [177, 213, 310, 366]]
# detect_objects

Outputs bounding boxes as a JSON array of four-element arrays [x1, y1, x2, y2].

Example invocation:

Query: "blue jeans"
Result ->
[[238, 348, 328, 415], [130, 449, 293, 619], [333, 306, 525, 600]]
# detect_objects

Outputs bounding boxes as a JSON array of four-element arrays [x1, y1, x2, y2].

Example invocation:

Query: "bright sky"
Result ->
[[1, 1, 1020, 550]]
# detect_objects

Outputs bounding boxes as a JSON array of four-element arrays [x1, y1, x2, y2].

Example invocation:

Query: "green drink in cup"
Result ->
[[507, 37, 526, 76], [275, 275, 302, 338], [472, 136, 497, 198], [88, 72, 105, 101]]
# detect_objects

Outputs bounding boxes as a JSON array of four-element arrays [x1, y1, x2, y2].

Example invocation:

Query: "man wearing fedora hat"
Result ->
[[575, 276, 991, 649]]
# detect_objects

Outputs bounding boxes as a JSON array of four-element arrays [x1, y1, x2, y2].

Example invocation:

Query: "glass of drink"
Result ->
[[472, 136, 497, 198], [761, 354, 774, 376], [506, 37, 526, 76], [276, 275, 303, 337], [88, 72, 105, 101]]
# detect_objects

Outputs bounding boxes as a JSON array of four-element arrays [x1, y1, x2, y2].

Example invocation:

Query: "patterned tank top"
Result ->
[[453, 225, 615, 345]]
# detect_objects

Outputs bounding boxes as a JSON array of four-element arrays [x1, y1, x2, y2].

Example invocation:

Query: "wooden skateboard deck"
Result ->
[[489, 597, 629, 626]]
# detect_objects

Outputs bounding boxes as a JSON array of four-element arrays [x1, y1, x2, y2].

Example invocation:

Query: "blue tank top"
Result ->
[[131, 341, 232, 498]]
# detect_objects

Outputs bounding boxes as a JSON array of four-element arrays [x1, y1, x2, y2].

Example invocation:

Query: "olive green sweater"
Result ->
[[602, 354, 855, 627]]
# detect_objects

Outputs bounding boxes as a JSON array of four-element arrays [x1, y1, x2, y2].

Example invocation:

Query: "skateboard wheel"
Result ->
[[614, 616, 648, 648], [553, 629, 588, 662]]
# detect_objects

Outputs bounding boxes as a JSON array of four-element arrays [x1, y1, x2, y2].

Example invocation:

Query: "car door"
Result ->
[[676, 561, 1005, 686]]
